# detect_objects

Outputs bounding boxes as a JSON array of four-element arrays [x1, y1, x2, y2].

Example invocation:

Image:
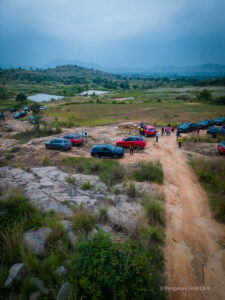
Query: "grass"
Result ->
[[11, 127, 61, 144], [72, 207, 97, 237], [184, 134, 224, 143], [41, 155, 51, 166], [142, 194, 165, 226], [130, 161, 164, 184], [98, 207, 108, 223], [190, 158, 225, 222], [61, 157, 126, 186], [65, 176, 76, 184], [81, 181, 91, 190]]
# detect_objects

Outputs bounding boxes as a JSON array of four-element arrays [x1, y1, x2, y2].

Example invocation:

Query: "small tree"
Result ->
[[16, 93, 27, 104], [197, 89, 212, 101]]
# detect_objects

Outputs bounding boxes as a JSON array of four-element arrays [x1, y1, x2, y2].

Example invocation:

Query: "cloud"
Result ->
[[0, 0, 225, 66]]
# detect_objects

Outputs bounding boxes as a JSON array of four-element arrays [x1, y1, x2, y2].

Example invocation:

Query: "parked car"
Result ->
[[13, 111, 27, 119], [217, 141, 225, 154], [197, 119, 214, 129], [23, 106, 29, 111], [40, 105, 47, 110], [45, 138, 72, 151], [142, 125, 157, 137], [214, 116, 225, 126], [62, 134, 84, 146], [178, 122, 198, 133], [10, 108, 18, 113], [116, 136, 147, 150], [91, 144, 124, 158], [207, 126, 225, 137]]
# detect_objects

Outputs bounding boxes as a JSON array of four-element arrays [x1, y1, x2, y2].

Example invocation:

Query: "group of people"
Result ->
[[81, 129, 88, 138], [161, 125, 176, 136]]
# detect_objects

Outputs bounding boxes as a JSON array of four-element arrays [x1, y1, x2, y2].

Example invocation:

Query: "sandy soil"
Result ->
[[1, 120, 224, 299]]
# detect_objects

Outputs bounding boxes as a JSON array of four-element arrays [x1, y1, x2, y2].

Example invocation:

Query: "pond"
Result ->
[[27, 94, 64, 102]]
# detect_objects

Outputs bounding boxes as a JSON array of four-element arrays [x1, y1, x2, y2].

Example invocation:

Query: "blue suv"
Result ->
[[91, 144, 124, 158], [45, 138, 72, 151]]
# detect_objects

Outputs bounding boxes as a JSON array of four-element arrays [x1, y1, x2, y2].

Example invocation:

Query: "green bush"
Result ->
[[81, 181, 91, 190], [190, 158, 225, 222], [141, 225, 165, 246], [65, 176, 76, 184], [125, 181, 136, 198], [41, 155, 51, 166], [142, 194, 165, 226], [0, 193, 44, 231], [131, 161, 164, 184], [73, 208, 96, 237], [70, 232, 157, 299], [98, 207, 108, 223]]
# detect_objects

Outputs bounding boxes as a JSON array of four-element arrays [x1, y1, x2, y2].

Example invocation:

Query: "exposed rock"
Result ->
[[30, 277, 49, 295], [57, 282, 71, 300], [97, 224, 113, 233], [5, 263, 26, 287], [67, 229, 77, 246], [23, 227, 52, 256], [29, 291, 43, 300], [56, 266, 68, 276]]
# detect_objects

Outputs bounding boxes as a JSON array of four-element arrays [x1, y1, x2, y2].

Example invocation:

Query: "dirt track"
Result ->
[[1, 120, 225, 299], [146, 135, 225, 300]]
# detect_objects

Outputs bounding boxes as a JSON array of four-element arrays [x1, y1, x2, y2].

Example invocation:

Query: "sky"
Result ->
[[0, 0, 225, 68]]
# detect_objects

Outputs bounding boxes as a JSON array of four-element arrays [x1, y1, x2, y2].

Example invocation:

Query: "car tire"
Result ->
[[113, 154, 119, 159], [136, 145, 142, 150], [60, 147, 65, 152], [93, 154, 99, 158]]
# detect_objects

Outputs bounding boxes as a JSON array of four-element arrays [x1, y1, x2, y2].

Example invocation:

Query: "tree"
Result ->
[[197, 89, 212, 101], [16, 93, 27, 104]]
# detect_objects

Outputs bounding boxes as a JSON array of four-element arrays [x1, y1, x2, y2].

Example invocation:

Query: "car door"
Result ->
[[131, 137, 138, 148], [102, 146, 111, 157], [124, 137, 132, 148]]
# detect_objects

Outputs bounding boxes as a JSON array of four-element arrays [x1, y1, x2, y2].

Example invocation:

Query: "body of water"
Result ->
[[27, 94, 64, 102]]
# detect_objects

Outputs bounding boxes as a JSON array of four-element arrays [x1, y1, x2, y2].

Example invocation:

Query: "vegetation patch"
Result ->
[[130, 161, 164, 184], [190, 158, 225, 222]]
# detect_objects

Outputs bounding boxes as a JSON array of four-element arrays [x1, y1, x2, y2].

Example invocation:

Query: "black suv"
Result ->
[[91, 144, 124, 158]]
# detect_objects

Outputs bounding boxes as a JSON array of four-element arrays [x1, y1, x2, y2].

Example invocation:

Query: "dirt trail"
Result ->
[[147, 135, 225, 300]]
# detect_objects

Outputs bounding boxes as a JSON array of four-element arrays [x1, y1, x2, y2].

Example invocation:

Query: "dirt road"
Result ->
[[144, 135, 225, 300]]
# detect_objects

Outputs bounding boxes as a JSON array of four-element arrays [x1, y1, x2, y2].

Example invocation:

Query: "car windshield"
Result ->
[[108, 145, 115, 151], [220, 141, 225, 146]]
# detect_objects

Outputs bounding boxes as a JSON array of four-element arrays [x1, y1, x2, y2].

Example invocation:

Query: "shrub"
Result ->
[[70, 233, 155, 299], [65, 176, 76, 184], [140, 225, 165, 246], [72, 208, 96, 237], [98, 207, 108, 223], [125, 181, 136, 198], [81, 181, 91, 190], [61, 157, 126, 186], [131, 161, 164, 184], [190, 158, 225, 222], [142, 194, 165, 226], [42, 155, 51, 166]]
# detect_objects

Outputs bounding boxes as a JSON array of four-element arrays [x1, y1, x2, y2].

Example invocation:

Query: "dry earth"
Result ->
[[0, 119, 225, 300]]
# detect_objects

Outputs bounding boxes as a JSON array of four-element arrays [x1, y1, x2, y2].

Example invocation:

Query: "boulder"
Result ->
[[5, 263, 26, 287], [56, 266, 68, 277], [57, 282, 71, 300], [23, 227, 52, 256], [29, 291, 43, 300]]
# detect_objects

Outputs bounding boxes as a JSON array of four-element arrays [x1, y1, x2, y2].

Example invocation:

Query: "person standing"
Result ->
[[84, 129, 88, 138], [172, 125, 175, 133], [161, 127, 164, 136], [81, 130, 85, 138], [167, 126, 171, 136], [156, 131, 159, 142], [176, 128, 181, 141], [140, 121, 144, 128], [178, 135, 183, 148], [196, 127, 200, 135], [140, 127, 144, 135], [129, 143, 134, 155]]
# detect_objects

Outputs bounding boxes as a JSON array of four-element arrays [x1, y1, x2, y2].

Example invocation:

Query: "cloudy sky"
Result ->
[[0, 0, 225, 68]]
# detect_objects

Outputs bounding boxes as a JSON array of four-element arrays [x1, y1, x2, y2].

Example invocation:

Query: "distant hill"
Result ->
[[44, 59, 102, 70]]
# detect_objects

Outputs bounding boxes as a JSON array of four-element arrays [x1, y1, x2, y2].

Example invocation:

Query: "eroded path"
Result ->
[[151, 135, 225, 300]]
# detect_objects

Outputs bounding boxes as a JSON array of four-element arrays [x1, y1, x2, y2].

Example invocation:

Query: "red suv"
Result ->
[[62, 134, 84, 145], [143, 126, 157, 137], [116, 136, 147, 150], [217, 141, 225, 154]]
